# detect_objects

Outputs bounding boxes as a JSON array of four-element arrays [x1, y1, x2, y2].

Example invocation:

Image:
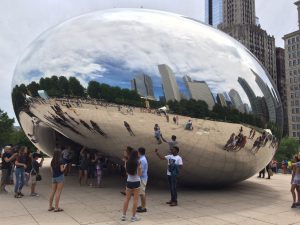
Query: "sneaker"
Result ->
[[14, 193, 22, 198], [121, 215, 126, 221], [137, 206, 142, 210], [18, 192, 24, 197], [30, 193, 39, 197], [131, 216, 141, 222], [166, 201, 172, 204], [136, 207, 147, 213], [291, 203, 297, 208]]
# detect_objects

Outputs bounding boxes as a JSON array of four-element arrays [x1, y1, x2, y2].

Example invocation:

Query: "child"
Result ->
[[30, 153, 44, 196]]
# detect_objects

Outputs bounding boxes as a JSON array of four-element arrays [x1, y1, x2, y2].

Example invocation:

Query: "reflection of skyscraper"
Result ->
[[253, 70, 277, 123], [229, 89, 244, 113], [216, 93, 227, 107], [131, 74, 155, 99], [244, 103, 250, 114], [158, 64, 181, 102], [238, 77, 268, 121], [183, 75, 215, 110]]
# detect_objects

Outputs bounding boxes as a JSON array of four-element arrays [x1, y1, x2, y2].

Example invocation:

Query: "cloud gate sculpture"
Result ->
[[12, 9, 283, 186]]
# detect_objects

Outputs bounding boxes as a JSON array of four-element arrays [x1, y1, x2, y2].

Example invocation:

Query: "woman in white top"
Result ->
[[121, 150, 142, 222]]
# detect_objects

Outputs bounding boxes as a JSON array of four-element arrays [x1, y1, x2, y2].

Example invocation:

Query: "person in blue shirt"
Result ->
[[137, 147, 148, 213]]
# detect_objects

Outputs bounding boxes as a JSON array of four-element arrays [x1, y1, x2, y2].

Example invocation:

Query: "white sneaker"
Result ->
[[131, 216, 141, 222], [121, 215, 126, 221]]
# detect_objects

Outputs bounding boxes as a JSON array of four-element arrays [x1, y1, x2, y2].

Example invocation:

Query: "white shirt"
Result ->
[[165, 154, 183, 176]]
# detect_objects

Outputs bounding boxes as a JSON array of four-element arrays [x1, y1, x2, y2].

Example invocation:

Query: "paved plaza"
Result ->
[[0, 159, 299, 225]]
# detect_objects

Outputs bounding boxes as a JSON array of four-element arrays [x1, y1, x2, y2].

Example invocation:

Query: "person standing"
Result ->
[[29, 153, 44, 196], [290, 155, 300, 208], [0, 146, 17, 193], [49, 151, 66, 212], [121, 150, 142, 222], [155, 146, 183, 206], [14, 146, 29, 198], [137, 147, 148, 213]]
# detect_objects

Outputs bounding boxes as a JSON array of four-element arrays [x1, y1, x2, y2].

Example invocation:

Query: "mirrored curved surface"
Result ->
[[12, 9, 282, 186]]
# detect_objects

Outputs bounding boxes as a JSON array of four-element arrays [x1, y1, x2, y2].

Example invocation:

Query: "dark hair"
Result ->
[[138, 147, 145, 155], [171, 135, 176, 141], [126, 150, 139, 175], [173, 146, 179, 153], [126, 146, 134, 154], [51, 150, 61, 168]]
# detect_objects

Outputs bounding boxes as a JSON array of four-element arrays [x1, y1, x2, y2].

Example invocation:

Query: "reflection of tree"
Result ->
[[87, 80, 142, 106]]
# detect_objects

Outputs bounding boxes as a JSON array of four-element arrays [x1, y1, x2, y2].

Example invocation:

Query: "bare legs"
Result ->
[[122, 188, 140, 218], [79, 170, 88, 185], [49, 182, 64, 210]]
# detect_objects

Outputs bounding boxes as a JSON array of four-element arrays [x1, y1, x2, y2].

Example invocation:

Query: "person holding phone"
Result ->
[[48, 151, 66, 212]]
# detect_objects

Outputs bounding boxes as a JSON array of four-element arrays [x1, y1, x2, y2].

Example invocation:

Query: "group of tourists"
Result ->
[[1, 145, 44, 198]]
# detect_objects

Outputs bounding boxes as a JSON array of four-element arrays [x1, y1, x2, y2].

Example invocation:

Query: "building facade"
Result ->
[[158, 64, 181, 102], [276, 47, 288, 136], [205, 0, 223, 27], [131, 74, 155, 99], [283, 1, 300, 139], [228, 89, 244, 113], [219, 0, 277, 85], [183, 75, 215, 110]]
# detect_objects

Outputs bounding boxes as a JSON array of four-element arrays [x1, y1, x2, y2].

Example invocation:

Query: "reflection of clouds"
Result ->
[[13, 9, 278, 108]]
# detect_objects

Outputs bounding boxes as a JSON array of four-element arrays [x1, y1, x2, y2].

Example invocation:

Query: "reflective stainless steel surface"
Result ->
[[11, 9, 282, 185]]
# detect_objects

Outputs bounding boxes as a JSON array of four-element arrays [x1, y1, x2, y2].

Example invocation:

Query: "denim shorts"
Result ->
[[126, 181, 140, 189], [52, 175, 64, 183]]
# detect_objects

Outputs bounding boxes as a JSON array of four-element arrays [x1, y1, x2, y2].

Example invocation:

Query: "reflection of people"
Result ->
[[154, 124, 162, 144], [155, 147, 183, 207], [161, 134, 178, 152], [124, 121, 135, 136], [185, 120, 193, 130]]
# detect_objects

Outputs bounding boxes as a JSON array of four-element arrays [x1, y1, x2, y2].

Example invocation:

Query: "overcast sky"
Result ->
[[0, 0, 297, 121]]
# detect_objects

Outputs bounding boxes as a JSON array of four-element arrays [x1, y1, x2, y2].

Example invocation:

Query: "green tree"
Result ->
[[275, 137, 299, 161], [87, 81, 101, 99], [0, 109, 15, 147], [27, 81, 40, 97], [69, 77, 85, 97], [58, 76, 70, 96]]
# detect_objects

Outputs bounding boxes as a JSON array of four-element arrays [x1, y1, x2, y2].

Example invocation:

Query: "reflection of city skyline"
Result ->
[[131, 73, 155, 100]]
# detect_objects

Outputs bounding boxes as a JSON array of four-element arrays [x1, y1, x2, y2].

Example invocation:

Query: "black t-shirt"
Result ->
[[52, 161, 64, 178], [1, 152, 12, 169], [31, 160, 40, 175], [16, 155, 28, 168]]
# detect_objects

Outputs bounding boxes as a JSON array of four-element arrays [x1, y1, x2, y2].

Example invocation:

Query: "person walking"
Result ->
[[14, 146, 29, 198], [121, 150, 142, 222], [49, 151, 66, 212], [137, 147, 148, 213], [0, 146, 17, 193], [291, 155, 300, 208], [155, 146, 183, 206]]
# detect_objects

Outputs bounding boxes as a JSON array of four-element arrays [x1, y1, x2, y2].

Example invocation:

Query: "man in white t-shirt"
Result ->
[[155, 146, 183, 206]]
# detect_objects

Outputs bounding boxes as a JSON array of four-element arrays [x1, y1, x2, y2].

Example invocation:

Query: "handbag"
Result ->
[[30, 161, 42, 181]]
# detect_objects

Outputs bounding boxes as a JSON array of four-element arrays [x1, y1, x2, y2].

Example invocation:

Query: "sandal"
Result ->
[[54, 208, 64, 212], [48, 207, 55, 211]]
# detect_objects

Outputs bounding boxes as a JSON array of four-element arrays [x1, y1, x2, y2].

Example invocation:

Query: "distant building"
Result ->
[[228, 89, 245, 113], [276, 47, 288, 136], [38, 90, 49, 100], [216, 93, 227, 107], [219, 0, 277, 85], [283, 0, 300, 139], [183, 75, 215, 110], [253, 70, 277, 123], [238, 77, 268, 122], [158, 64, 181, 102], [131, 74, 155, 100], [205, 0, 223, 27], [244, 103, 250, 114]]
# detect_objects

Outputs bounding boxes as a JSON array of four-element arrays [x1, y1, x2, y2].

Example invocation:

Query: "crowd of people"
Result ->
[[0, 143, 183, 222]]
